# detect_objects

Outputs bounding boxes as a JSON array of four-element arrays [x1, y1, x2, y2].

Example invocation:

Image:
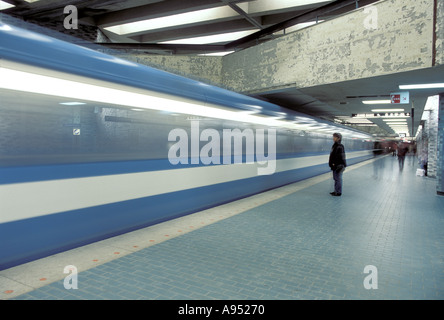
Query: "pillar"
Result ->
[[437, 93, 444, 195]]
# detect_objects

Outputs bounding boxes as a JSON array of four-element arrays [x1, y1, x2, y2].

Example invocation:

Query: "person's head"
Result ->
[[333, 132, 342, 143]]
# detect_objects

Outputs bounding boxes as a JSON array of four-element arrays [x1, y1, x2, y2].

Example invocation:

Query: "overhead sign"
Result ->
[[391, 92, 409, 104]]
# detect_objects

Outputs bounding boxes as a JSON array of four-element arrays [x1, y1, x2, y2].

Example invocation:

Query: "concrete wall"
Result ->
[[113, 54, 224, 88], [435, 0, 444, 66], [221, 0, 435, 94], [416, 93, 443, 184], [424, 96, 439, 178], [437, 94, 444, 194], [110, 0, 437, 95]]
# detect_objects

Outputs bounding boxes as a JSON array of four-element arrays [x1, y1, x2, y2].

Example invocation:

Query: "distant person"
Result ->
[[392, 142, 397, 157], [397, 142, 408, 171], [421, 148, 428, 176], [329, 133, 347, 197]]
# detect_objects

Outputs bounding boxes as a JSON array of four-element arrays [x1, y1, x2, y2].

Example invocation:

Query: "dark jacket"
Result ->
[[397, 145, 408, 157], [329, 142, 347, 171]]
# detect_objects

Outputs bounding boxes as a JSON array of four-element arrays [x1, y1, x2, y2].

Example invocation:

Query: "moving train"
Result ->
[[0, 23, 374, 270]]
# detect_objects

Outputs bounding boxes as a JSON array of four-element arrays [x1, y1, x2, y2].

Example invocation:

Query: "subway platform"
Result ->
[[1, 155, 443, 300]]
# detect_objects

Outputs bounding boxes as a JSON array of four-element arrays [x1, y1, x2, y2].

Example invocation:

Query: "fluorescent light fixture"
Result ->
[[371, 109, 405, 112], [23, 0, 41, 2], [0, 1, 15, 10], [198, 51, 235, 57], [383, 119, 407, 122], [248, 0, 332, 14], [362, 100, 391, 105], [104, 5, 243, 35], [399, 83, 444, 90], [161, 30, 258, 45], [283, 20, 323, 33], [60, 102, 86, 106]]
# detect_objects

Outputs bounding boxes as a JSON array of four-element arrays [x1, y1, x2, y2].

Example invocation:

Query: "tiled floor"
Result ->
[[1, 155, 443, 300]]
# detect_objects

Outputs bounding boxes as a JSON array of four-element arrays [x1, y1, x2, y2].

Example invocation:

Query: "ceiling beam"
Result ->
[[95, 0, 236, 27], [96, 42, 227, 55], [225, 0, 380, 50], [220, 0, 263, 30], [134, 19, 256, 43]]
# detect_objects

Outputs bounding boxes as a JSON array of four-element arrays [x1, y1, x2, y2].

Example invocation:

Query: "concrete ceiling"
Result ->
[[255, 64, 444, 137], [2, 0, 378, 49]]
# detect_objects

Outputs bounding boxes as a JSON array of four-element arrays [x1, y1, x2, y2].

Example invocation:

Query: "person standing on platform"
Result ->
[[329, 133, 347, 197], [397, 142, 408, 171]]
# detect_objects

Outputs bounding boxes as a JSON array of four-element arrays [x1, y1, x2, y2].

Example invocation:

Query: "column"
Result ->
[[437, 94, 444, 195]]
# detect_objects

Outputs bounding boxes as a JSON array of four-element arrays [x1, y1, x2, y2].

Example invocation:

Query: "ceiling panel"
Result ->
[[1, 0, 372, 46]]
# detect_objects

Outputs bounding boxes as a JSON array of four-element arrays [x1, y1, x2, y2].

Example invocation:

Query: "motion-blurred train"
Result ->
[[0, 23, 375, 270]]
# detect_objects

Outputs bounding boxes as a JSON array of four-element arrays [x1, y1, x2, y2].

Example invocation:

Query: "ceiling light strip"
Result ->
[[160, 30, 258, 45], [0, 1, 15, 10], [399, 83, 444, 90], [371, 109, 405, 112], [104, 6, 239, 35], [362, 100, 391, 105]]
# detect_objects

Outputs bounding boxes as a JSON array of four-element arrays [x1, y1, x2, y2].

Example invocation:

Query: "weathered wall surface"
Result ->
[[221, 0, 435, 94], [437, 94, 444, 194], [425, 96, 439, 178], [108, 0, 439, 95], [435, 0, 444, 66], [113, 54, 224, 87]]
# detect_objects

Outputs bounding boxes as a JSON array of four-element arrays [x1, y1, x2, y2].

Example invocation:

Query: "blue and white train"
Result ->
[[0, 23, 374, 270]]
